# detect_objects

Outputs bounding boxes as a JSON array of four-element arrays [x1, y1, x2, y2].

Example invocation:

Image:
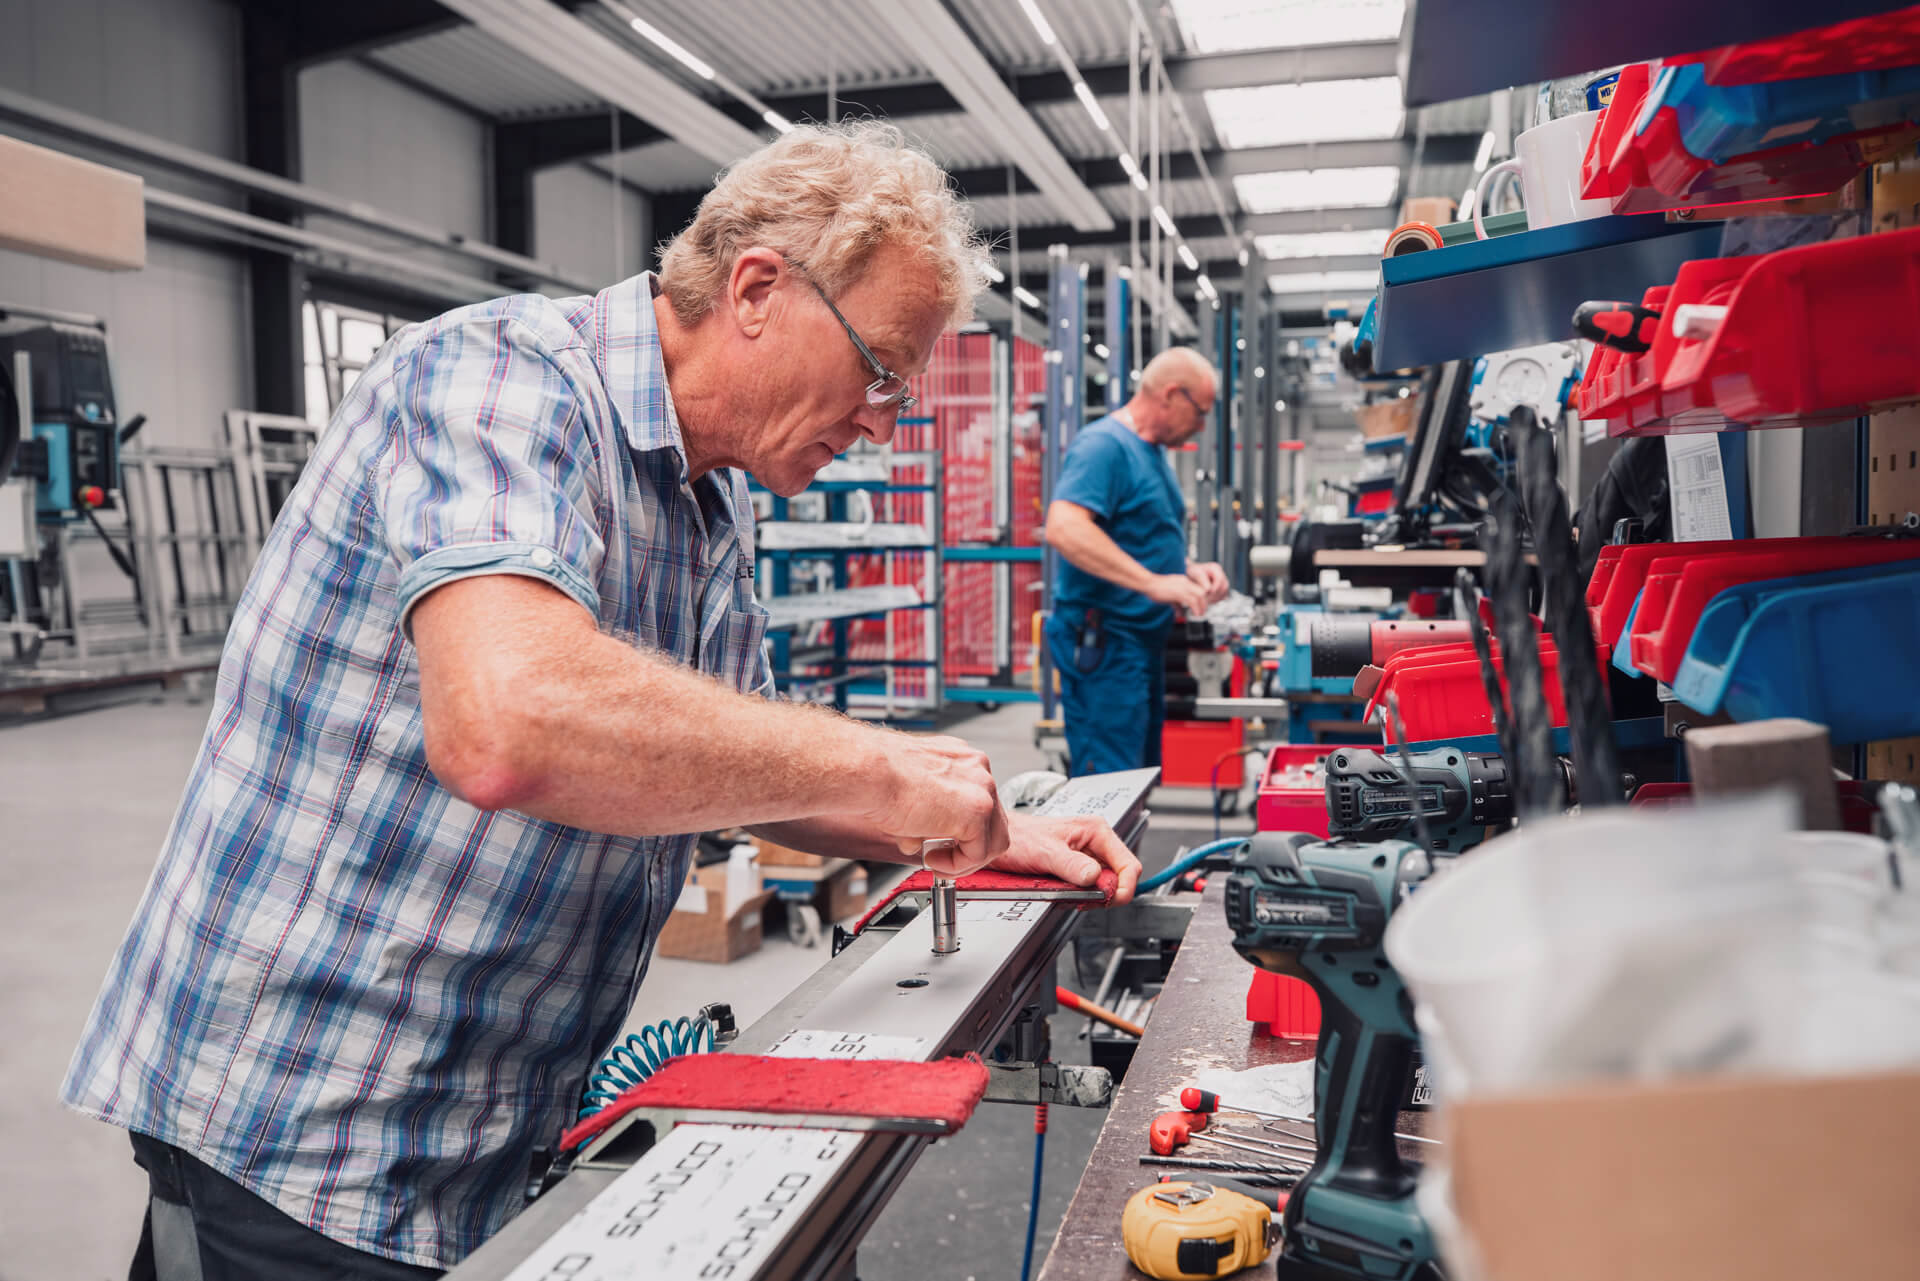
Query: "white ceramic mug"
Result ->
[[1473, 109, 1611, 239]]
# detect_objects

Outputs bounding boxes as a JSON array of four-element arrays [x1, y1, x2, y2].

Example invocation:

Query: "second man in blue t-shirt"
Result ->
[[1043, 347, 1229, 776]]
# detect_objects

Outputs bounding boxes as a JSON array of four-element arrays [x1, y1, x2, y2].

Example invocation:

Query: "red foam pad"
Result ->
[[561, 1054, 989, 1152], [851, 867, 1119, 933]]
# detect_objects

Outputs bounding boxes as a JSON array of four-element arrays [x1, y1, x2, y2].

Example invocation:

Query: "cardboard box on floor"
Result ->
[[823, 863, 867, 923], [654, 862, 772, 964], [1447, 1068, 1920, 1281]]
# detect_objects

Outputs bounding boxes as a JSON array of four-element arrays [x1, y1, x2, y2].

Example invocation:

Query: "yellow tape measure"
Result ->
[[1121, 1181, 1280, 1279]]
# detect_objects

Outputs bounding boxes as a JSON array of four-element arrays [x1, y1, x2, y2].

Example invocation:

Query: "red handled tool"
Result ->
[[1573, 299, 1662, 353], [1149, 1109, 1211, 1156]]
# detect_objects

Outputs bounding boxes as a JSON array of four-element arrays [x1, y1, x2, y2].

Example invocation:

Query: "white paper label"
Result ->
[[502, 1124, 853, 1280], [1665, 435, 1732, 541], [763, 1029, 930, 1060], [675, 882, 708, 914]]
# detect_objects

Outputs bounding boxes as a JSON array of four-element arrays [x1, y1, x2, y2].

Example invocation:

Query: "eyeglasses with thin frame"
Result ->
[[1175, 386, 1212, 420], [794, 268, 918, 415]]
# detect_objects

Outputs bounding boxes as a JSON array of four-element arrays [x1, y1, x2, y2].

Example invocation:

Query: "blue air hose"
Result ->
[[578, 1015, 715, 1119], [1137, 836, 1247, 893]]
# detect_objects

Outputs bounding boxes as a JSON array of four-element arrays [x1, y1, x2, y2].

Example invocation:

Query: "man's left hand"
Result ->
[[1186, 561, 1231, 606], [990, 813, 1142, 904]]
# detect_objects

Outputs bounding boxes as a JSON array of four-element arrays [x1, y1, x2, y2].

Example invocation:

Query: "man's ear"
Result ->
[[728, 247, 786, 339]]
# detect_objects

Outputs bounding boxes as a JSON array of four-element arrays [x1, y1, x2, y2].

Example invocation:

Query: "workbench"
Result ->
[[1040, 881, 1430, 1280]]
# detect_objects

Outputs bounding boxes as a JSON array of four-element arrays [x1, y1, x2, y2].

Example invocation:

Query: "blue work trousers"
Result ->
[[1045, 609, 1167, 777]]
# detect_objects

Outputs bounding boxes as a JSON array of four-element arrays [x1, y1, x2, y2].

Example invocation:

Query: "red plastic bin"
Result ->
[[1668, 6, 1920, 85], [1364, 638, 1610, 742], [1247, 968, 1321, 1041], [1163, 717, 1246, 788], [1255, 745, 1340, 836]]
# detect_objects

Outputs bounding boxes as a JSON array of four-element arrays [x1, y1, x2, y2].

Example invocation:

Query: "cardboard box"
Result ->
[[1447, 1069, 1920, 1281], [822, 864, 868, 924], [1399, 195, 1457, 228], [1355, 397, 1420, 439], [654, 863, 773, 964], [753, 836, 828, 869], [0, 135, 146, 271]]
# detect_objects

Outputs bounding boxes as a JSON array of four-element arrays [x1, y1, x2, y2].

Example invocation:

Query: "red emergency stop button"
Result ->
[[79, 485, 106, 508]]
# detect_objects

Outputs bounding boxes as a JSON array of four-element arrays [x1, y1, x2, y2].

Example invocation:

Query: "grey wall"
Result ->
[[532, 163, 651, 292], [0, 0, 252, 448], [298, 59, 493, 284]]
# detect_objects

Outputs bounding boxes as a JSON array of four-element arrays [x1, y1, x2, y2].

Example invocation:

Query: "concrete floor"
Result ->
[[0, 692, 1249, 1281]]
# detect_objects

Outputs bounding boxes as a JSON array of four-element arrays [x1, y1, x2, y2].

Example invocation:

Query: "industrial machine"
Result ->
[[0, 315, 125, 520], [444, 768, 1175, 1281], [1224, 831, 1446, 1281]]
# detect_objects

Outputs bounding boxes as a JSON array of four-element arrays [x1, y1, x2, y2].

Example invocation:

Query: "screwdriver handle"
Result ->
[[1149, 1109, 1210, 1156], [1573, 299, 1661, 354], [1181, 1087, 1220, 1114]]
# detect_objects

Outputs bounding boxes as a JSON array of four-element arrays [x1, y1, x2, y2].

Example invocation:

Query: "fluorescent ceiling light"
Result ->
[[1267, 269, 1382, 294], [1474, 130, 1496, 171], [1168, 0, 1405, 53], [1016, 0, 1057, 46], [1013, 285, 1043, 309], [1233, 167, 1400, 213], [627, 14, 715, 80], [1073, 81, 1112, 134], [762, 109, 793, 133], [1094, 342, 1111, 359], [1203, 79, 1404, 149], [1237, 247, 1250, 266], [1255, 229, 1392, 259], [1153, 205, 1178, 237], [1178, 243, 1200, 271], [982, 262, 1006, 283], [1196, 274, 1218, 301]]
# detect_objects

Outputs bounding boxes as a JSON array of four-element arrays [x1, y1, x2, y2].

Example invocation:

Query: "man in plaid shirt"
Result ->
[[65, 123, 1141, 1280]]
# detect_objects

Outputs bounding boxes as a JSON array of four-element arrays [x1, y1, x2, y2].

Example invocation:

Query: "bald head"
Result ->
[[1126, 346, 1219, 446]]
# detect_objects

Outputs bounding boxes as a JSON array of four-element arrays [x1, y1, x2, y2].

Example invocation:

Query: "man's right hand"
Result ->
[[859, 733, 1012, 873], [1144, 572, 1211, 617]]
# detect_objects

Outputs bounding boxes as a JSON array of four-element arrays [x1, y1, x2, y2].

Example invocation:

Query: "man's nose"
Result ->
[[852, 403, 898, 445]]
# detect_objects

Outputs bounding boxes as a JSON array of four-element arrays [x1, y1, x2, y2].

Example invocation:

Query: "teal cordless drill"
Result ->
[[1223, 831, 1446, 1281]]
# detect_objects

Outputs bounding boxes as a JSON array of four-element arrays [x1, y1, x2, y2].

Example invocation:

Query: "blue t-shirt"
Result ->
[[1052, 414, 1188, 633]]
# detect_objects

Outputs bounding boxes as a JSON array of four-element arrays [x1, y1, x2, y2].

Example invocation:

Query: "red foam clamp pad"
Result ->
[[852, 867, 1119, 934], [561, 1053, 990, 1152]]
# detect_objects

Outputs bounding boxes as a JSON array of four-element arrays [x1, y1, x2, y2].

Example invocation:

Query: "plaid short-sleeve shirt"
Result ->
[[62, 273, 772, 1267]]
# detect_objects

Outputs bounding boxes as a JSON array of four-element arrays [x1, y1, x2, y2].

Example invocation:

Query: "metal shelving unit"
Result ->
[[753, 451, 943, 726]]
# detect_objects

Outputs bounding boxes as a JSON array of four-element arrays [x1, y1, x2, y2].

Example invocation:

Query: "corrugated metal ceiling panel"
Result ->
[[891, 112, 1011, 171], [1407, 161, 1473, 199], [965, 190, 1071, 229], [1098, 177, 1231, 220], [368, 24, 599, 119], [1030, 93, 1218, 160], [593, 139, 725, 192], [583, 0, 928, 97], [947, 0, 1143, 72]]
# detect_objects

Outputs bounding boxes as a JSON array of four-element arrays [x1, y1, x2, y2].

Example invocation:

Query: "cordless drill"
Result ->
[[1323, 747, 1572, 852], [1223, 832, 1446, 1281]]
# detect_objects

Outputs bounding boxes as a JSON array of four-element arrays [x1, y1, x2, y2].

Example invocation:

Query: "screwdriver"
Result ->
[[1181, 1087, 1441, 1146]]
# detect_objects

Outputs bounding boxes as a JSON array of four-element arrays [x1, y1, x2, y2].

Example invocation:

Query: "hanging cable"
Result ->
[[1455, 567, 1516, 766], [1020, 1103, 1049, 1281], [1484, 486, 1562, 817], [1139, 836, 1246, 893]]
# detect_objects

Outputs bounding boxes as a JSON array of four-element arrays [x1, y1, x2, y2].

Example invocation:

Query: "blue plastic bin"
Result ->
[[1671, 559, 1920, 742]]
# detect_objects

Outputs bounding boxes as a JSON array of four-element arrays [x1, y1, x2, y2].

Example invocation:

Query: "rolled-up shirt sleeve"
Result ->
[[379, 316, 609, 634]]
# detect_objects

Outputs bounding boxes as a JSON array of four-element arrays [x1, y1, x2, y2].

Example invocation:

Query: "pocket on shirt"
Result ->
[[715, 605, 772, 694]]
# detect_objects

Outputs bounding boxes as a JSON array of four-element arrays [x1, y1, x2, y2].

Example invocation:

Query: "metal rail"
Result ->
[[446, 768, 1160, 1281]]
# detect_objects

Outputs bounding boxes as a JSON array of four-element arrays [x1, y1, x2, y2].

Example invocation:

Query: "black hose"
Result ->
[[1511, 409, 1623, 806], [1483, 484, 1562, 817], [81, 500, 146, 623]]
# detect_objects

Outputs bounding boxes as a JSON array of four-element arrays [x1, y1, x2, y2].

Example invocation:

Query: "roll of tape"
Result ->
[[1250, 544, 1292, 577], [1384, 221, 1443, 256]]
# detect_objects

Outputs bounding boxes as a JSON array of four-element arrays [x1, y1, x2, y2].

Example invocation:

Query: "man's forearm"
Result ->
[[419, 591, 895, 837], [1045, 507, 1154, 594]]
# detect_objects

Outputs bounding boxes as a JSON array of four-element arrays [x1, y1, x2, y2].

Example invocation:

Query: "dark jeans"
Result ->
[[128, 1132, 442, 1281], [1044, 610, 1168, 776]]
